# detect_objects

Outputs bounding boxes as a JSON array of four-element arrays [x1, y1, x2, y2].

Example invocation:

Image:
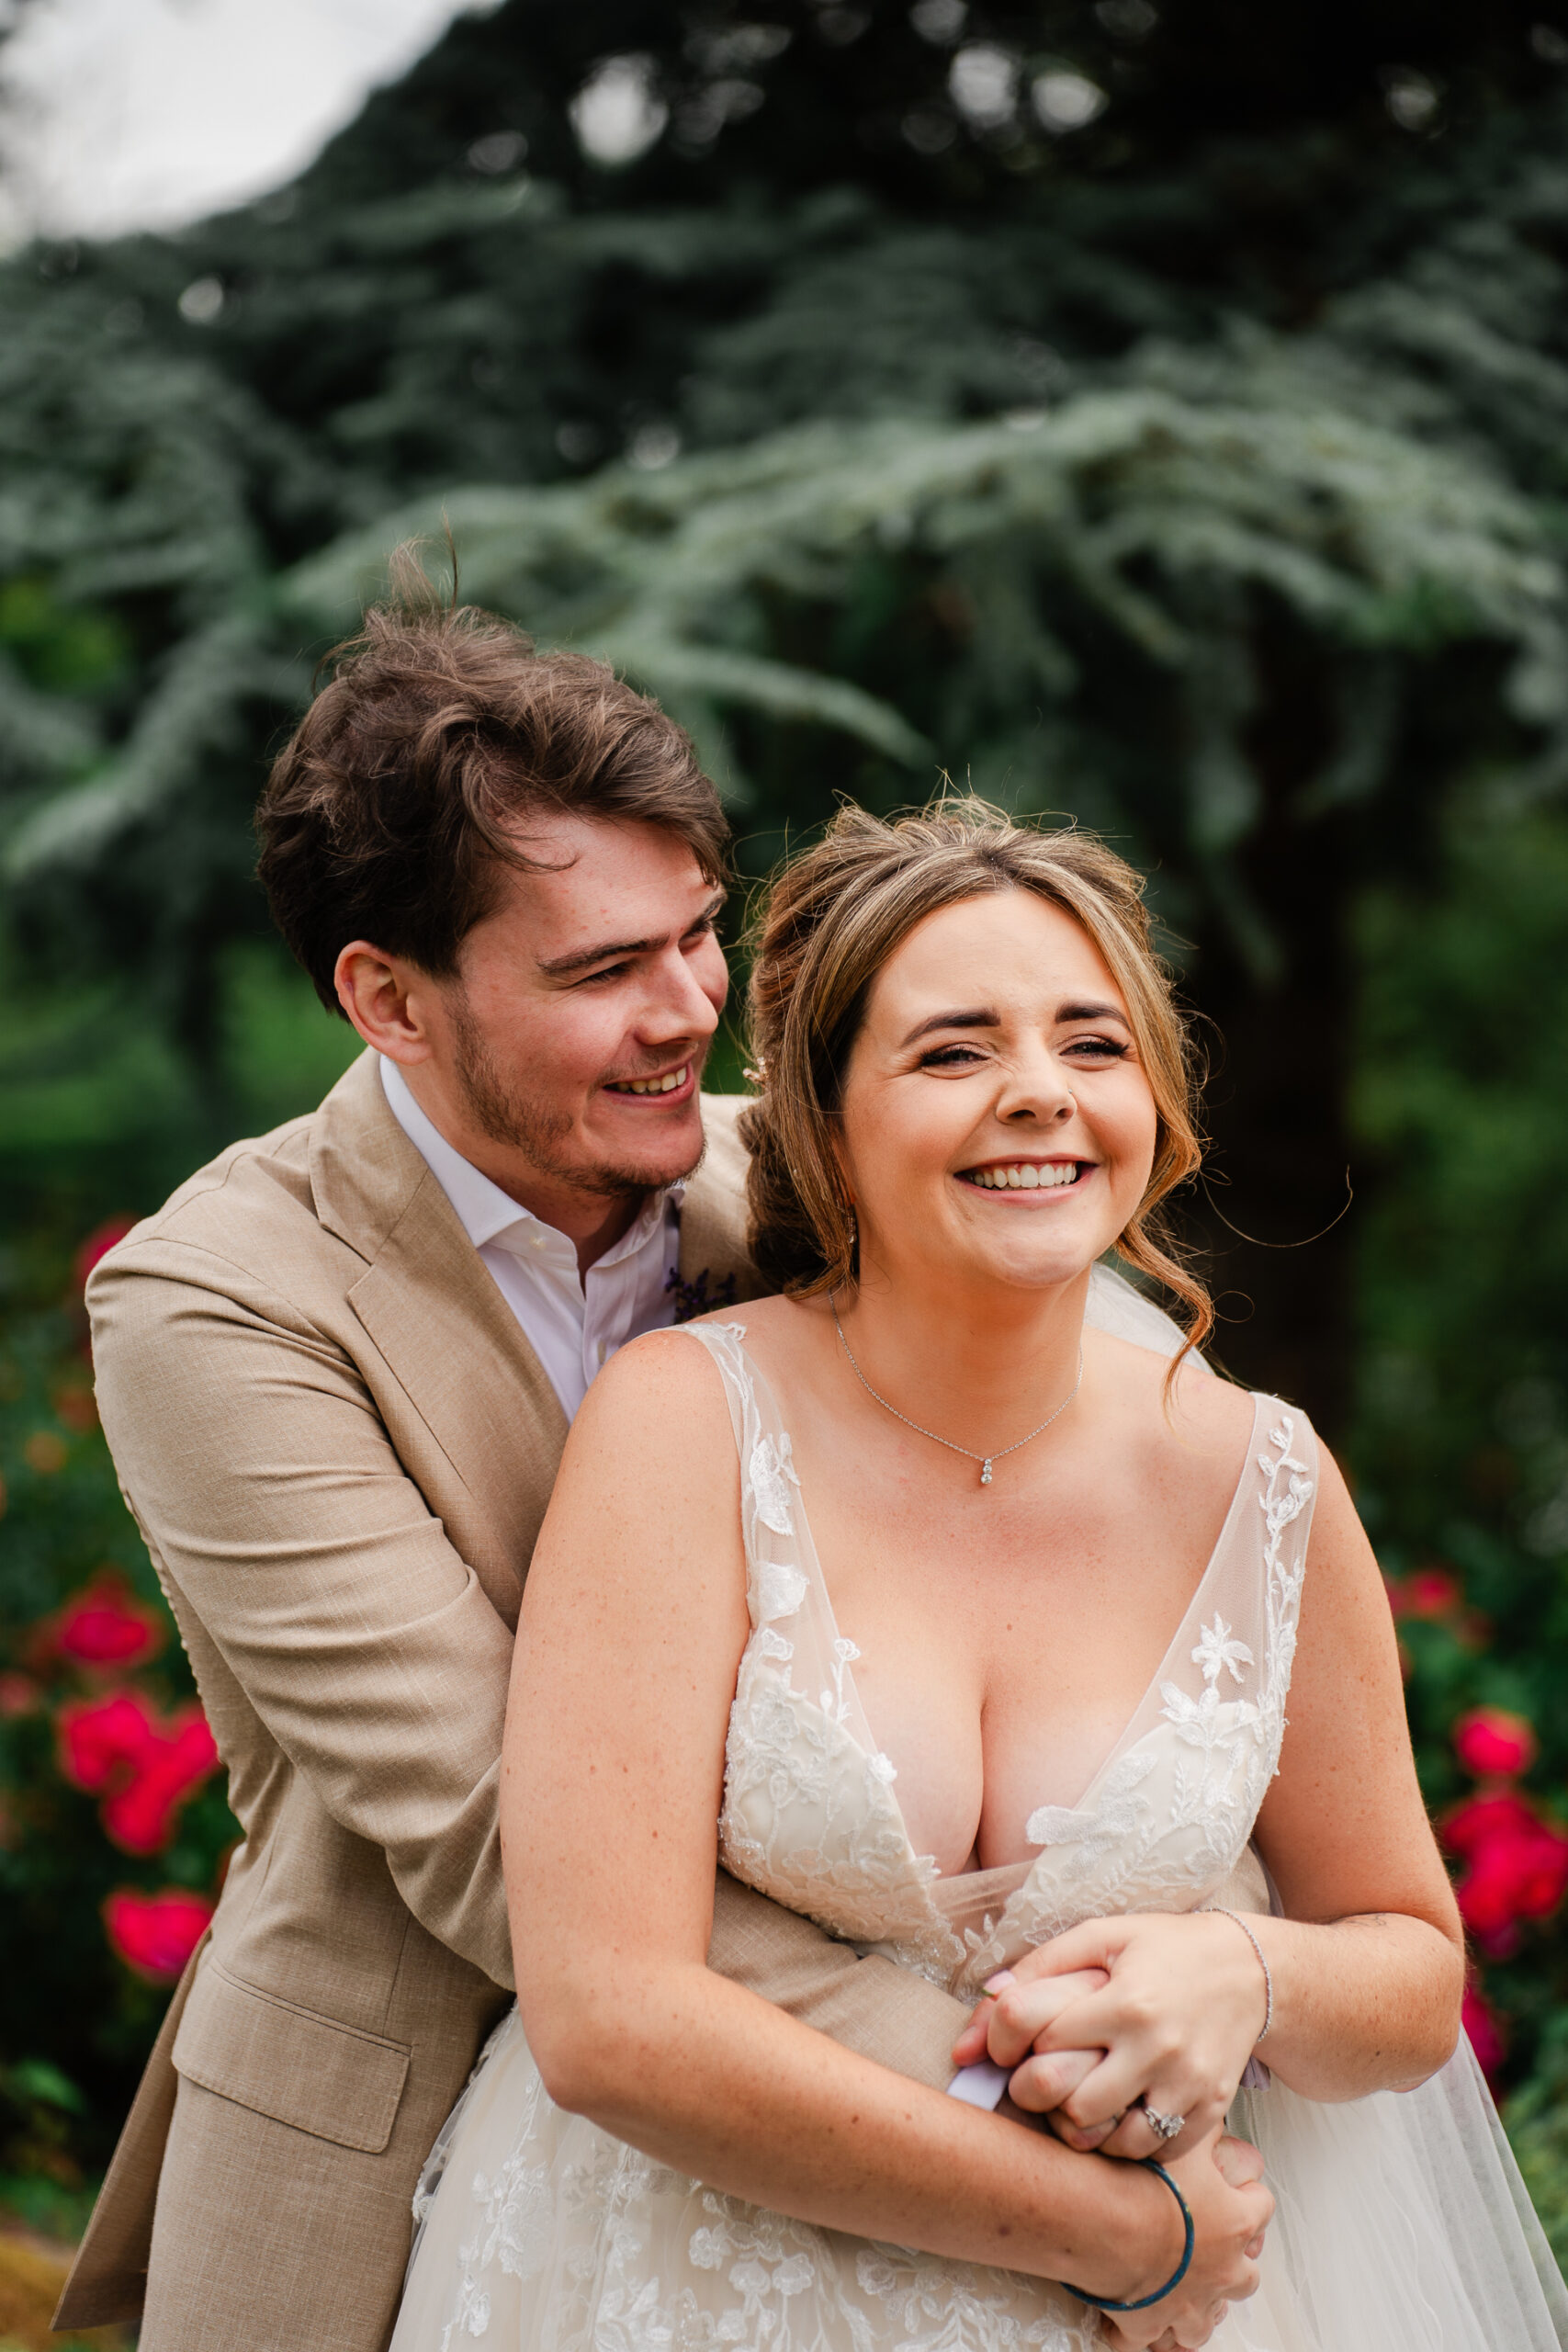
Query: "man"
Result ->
[[56, 586, 989, 2352]]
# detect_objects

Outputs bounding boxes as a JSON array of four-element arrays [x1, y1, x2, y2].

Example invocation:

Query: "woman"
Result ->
[[392, 803, 1567, 2352]]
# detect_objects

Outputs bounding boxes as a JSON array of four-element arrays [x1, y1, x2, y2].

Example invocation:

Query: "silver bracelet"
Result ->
[[1201, 1905, 1273, 2043]]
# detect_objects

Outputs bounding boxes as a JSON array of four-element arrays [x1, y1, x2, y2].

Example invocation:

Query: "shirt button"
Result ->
[[596, 1340, 609, 1363]]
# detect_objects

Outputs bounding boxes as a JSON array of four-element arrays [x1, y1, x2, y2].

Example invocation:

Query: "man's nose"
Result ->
[[640, 947, 722, 1041]]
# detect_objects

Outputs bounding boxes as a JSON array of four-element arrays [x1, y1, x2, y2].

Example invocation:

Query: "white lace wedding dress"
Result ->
[[391, 1302, 1568, 2352]]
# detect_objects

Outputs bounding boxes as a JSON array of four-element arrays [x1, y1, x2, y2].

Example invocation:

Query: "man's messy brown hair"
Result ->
[[257, 546, 728, 1013]]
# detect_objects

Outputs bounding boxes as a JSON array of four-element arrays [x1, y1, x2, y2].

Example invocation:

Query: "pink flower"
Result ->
[[51, 1576, 164, 1673], [1453, 1706, 1538, 1781], [1443, 1792, 1568, 1957], [104, 1887, 212, 1982], [1462, 1980, 1507, 2084], [73, 1217, 137, 1297], [1386, 1567, 1462, 1622], [57, 1690, 220, 1855]]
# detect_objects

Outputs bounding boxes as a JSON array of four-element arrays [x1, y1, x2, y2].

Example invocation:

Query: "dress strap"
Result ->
[[669, 1321, 806, 1585]]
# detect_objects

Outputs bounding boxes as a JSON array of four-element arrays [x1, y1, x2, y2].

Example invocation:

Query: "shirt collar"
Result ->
[[378, 1056, 683, 1263]]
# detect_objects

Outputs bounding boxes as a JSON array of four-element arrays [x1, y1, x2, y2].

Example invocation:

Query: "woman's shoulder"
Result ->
[[1089, 1325, 1258, 1444], [571, 1321, 739, 1459], [1086, 1329, 1273, 1535]]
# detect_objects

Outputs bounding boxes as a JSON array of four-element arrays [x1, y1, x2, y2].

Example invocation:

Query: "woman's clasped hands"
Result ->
[[954, 1913, 1277, 2347], [954, 1911, 1273, 2159]]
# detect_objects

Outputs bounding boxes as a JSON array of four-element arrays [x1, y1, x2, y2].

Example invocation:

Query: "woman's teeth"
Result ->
[[965, 1162, 1080, 1190], [611, 1066, 689, 1095]]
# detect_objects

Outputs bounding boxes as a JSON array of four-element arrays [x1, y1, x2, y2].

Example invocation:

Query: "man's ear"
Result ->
[[334, 941, 435, 1063]]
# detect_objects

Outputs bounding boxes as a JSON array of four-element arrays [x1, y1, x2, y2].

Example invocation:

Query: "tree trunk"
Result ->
[[1179, 808, 1357, 1444]]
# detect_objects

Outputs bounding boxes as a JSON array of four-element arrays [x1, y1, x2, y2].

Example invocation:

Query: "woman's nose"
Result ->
[[996, 1049, 1075, 1125]]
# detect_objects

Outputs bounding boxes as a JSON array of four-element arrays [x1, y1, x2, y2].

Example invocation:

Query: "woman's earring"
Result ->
[[846, 1205, 858, 1247]]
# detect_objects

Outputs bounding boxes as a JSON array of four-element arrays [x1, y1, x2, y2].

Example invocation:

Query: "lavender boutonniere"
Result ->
[[666, 1266, 739, 1324]]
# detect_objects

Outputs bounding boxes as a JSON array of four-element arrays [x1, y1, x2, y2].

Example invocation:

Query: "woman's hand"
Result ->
[[1098, 2132, 1271, 2352], [952, 1915, 1269, 2160]]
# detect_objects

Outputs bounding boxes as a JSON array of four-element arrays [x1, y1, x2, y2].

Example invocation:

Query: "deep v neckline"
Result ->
[[724, 1322, 1269, 1883]]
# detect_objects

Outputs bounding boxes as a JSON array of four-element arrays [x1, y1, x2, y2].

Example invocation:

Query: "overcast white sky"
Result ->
[[1, 0, 482, 242]]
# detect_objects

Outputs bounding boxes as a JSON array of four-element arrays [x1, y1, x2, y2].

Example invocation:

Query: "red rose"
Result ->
[[51, 1575, 164, 1673], [58, 1690, 157, 1790], [73, 1217, 138, 1296], [1462, 1981, 1506, 2083], [1386, 1567, 1462, 1622], [1452, 1706, 1538, 1780], [1444, 1792, 1568, 1956], [57, 1690, 220, 1854], [104, 1887, 212, 1982]]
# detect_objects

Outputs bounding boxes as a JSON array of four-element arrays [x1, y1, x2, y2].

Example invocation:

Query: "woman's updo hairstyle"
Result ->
[[739, 797, 1212, 1361]]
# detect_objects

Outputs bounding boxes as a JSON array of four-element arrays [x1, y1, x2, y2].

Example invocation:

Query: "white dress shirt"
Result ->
[[378, 1057, 683, 1421]]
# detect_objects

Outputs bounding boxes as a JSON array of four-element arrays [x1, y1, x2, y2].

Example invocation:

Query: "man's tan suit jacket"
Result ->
[[57, 1052, 969, 2352]]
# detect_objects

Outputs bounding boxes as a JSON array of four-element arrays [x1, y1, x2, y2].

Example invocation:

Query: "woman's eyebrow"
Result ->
[[898, 1008, 998, 1048], [1058, 1000, 1129, 1023]]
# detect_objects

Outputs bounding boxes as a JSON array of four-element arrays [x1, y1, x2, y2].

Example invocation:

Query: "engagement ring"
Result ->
[[1139, 2099, 1186, 2143]]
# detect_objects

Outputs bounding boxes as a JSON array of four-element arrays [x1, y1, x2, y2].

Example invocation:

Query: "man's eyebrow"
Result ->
[[899, 1008, 998, 1048], [536, 891, 727, 978]]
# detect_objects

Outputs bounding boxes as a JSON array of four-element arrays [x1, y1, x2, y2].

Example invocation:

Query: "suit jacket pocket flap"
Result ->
[[172, 1959, 411, 2154]]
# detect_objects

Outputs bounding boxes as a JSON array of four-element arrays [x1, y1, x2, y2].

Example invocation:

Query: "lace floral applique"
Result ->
[[750, 1431, 800, 1535], [1025, 1751, 1159, 1872], [1192, 1614, 1254, 1685], [1158, 1678, 1260, 1765], [756, 1558, 807, 1623], [856, 2247, 1091, 2352]]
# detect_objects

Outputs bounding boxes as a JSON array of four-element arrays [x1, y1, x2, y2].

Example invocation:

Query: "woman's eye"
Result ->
[[919, 1045, 986, 1069], [1065, 1035, 1129, 1060]]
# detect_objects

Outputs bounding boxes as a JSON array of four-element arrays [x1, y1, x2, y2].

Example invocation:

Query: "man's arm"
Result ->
[[709, 1871, 968, 2091], [90, 1241, 519, 1988]]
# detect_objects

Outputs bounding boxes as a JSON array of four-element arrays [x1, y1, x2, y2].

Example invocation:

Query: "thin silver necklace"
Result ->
[[830, 1299, 1084, 1488]]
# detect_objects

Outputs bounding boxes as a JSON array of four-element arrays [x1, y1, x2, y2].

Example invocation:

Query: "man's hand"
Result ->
[[1100, 2132, 1271, 2352]]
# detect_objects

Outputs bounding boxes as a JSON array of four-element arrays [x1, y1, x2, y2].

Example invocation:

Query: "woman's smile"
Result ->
[[957, 1158, 1092, 1194]]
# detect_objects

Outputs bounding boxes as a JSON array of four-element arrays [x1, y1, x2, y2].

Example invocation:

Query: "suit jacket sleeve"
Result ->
[[89, 1239, 520, 1990], [707, 1872, 969, 2090]]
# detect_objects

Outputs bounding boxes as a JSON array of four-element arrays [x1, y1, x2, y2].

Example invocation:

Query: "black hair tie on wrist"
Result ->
[[1063, 2158, 1195, 2313]]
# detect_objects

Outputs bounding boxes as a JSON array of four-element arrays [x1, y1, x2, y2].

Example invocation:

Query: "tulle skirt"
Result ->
[[389, 2008, 1567, 2352]]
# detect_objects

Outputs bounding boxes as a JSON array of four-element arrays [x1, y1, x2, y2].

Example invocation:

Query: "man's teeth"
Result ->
[[966, 1162, 1080, 1190], [614, 1067, 689, 1095]]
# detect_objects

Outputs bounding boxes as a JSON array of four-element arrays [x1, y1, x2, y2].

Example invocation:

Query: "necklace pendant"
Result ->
[[979, 1458, 993, 1486]]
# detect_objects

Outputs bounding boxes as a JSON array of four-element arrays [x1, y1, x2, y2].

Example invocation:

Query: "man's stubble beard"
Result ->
[[449, 991, 707, 1204]]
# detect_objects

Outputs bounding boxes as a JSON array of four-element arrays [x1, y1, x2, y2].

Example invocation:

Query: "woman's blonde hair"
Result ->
[[739, 797, 1212, 1365]]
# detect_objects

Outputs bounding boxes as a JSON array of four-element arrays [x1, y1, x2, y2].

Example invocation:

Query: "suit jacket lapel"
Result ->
[[677, 1094, 764, 1307], [307, 1065, 762, 1616], [310, 1054, 568, 1617]]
